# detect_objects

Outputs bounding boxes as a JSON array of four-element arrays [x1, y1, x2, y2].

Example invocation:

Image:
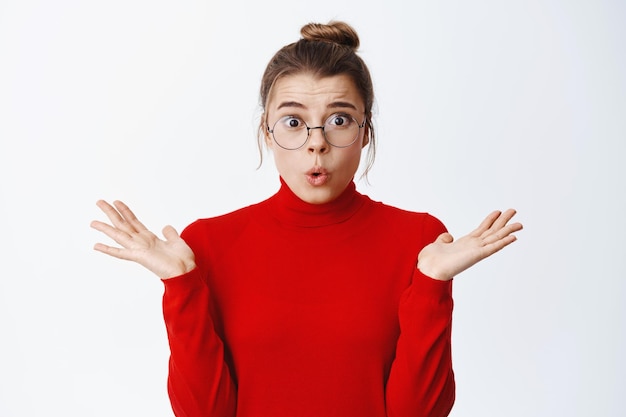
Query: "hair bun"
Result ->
[[300, 21, 360, 50]]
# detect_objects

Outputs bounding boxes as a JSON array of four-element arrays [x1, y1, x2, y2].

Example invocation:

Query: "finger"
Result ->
[[482, 221, 523, 246], [93, 242, 135, 261], [95, 200, 135, 233], [486, 209, 518, 233], [113, 200, 148, 232], [435, 232, 454, 244], [481, 234, 518, 258], [162, 225, 180, 242], [90, 219, 133, 247], [471, 210, 501, 237]]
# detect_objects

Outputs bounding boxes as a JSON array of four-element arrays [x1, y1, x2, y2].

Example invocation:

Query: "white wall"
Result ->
[[1, 0, 624, 415]]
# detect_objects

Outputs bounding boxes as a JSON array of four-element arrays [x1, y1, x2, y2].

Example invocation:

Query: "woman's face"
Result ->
[[264, 73, 368, 204]]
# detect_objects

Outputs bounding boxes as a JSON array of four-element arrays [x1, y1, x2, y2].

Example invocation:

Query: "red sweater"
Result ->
[[162, 179, 455, 417]]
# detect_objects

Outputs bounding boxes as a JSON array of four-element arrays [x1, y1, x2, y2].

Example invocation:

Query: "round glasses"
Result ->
[[267, 113, 366, 150]]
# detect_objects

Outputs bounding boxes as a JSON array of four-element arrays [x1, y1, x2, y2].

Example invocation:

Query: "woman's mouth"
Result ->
[[306, 168, 329, 186]]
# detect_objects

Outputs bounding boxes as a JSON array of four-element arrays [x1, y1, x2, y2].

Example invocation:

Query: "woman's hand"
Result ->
[[90, 200, 196, 279], [417, 209, 523, 281]]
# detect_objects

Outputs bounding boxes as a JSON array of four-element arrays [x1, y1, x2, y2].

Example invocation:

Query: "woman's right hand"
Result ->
[[90, 200, 196, 279]]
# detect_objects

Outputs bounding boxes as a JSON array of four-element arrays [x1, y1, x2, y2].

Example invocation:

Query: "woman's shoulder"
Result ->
[[181, 197, 271, 242], [362, 196, 447, 237]]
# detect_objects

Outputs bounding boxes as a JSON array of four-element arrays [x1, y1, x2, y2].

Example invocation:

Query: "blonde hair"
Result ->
[[258, 21, 376, 178]]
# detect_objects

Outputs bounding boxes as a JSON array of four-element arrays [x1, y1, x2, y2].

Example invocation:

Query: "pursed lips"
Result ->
[[306, 167, 329, 185]]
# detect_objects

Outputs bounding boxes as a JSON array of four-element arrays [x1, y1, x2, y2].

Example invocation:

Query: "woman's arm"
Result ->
[[163, 270, 237, 417], [385, 210, 522, 417], [385, 217, 455, 417], [91, 200, 237, 416], [386, 269, 455, 417]]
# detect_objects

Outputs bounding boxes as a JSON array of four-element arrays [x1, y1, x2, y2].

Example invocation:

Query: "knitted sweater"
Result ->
[[162, 179, 455, 417]]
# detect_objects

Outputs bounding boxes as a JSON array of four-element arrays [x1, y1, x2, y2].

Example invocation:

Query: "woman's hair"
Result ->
[[258, 21, 376, 178]]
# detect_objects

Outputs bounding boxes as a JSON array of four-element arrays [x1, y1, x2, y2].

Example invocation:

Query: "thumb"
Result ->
[[162, 225, 180, 241], [435, 232, 454, 244]]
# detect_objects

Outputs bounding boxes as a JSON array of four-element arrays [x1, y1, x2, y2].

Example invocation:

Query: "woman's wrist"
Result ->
[[417, 261, 453, 282], [160, 259, 197, 280]]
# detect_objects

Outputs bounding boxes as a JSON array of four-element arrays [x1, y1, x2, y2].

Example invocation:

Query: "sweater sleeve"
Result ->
[[162, 269, 237, 417], [385, 216, 455, 417]]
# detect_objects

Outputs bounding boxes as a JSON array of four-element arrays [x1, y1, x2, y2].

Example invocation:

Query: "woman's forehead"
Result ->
[[268, 73, 364, 112]]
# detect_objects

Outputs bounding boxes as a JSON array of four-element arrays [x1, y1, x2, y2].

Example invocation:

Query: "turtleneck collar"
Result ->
[[268, 177, 366, 228]]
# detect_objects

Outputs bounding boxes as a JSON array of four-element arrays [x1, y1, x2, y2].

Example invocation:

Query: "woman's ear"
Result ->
[[261, 114, 273, 148], [361, 123, 370, 148]]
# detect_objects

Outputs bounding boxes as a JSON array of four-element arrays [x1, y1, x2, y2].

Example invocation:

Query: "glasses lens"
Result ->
[[270, 114, 363, 150], [271, 116, 308, 150], [324, 114, 360, 147]]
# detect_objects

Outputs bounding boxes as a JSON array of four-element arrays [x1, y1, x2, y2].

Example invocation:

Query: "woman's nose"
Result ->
[[307, 126, 329, 153]]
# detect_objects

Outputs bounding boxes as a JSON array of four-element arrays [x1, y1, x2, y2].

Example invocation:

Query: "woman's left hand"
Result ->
[[417, 209, 523, 281]]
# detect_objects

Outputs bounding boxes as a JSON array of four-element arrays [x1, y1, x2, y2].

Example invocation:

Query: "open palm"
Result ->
[[417, 209, 523, 281], [91, 200, 196, 279]]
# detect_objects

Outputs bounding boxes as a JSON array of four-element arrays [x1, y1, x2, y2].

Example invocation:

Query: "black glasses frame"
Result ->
[[267, 114, 366, 150]]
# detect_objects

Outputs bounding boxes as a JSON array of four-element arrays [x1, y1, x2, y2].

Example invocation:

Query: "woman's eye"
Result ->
[[282, 117, 303, 128], [328, 114, 351, 127]]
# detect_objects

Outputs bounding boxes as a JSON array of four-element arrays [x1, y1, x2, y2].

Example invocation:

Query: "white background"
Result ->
[[1, 0, 624, 416]]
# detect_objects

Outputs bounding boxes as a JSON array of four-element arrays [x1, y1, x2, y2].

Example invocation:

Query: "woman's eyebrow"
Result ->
[[276, 101, 358, 111], [327, 101, 358, 110], [276, 101, 305, 110]]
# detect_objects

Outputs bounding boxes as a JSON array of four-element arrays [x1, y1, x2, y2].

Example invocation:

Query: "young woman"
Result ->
[[91, 21, 522, 417]]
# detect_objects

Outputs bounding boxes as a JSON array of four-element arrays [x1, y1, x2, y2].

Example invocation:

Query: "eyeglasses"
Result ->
[[267, 113, 366, 150]]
